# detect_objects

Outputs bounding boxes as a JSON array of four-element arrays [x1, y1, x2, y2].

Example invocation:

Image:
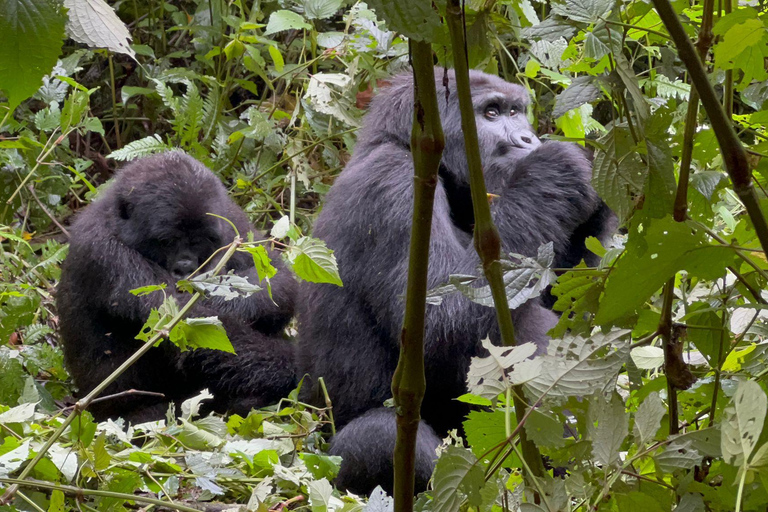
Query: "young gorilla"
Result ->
[[57, 152, 297, 423], [297, 70, 613, 494]]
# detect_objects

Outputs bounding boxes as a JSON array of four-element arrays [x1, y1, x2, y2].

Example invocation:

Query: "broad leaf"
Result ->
[[63, 0, 135, 58], [431, 447, 485, 512], [465, 339, 538, 400], [264, 10, 311, 35], [553, 76, 601, 118], [721, 380, 767, 466], [588, 393, 628, 466], [365, 0, 442, 43], [0, 0, 67, 110], [287, 236, 343, 286], [633, 392, 665, 445]]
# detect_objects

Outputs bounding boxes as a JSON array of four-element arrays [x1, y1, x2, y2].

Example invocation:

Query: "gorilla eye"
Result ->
[[510, 108, 518, 116], [484, 104, 500, 119]]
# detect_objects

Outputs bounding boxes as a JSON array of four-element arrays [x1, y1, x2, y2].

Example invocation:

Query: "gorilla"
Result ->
[[57, 152, 297, 423], [297, 69, 614, 494]]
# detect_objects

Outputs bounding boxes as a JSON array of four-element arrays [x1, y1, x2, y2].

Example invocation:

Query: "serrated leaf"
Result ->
[[551, 0, 614, 23], [365, 0, 441, 43], [522, 329, 630, 400], [0, 0, 67, 110], [63, 0, 135, 58], [107, 134, 171, 161], [522, 17, 576, 42], [553, 76, 601, 118], [588, 393, 628, 466], [714, 18, 767, 70], [264, 10, 311, 35], [175, 317, 235, 354], [466, 339, 538, 400], [655, 439, 702, 472], [690, 171, 725, 200], [721, 380, 767, 466], [287, 236, 343, 286], [302, 0, 341, 20], [0, 402, 35, 424], [633, 392, 665, 445], [364, 487, 393, 512], [591, 128, 646, 222], [184, 271, 262, 301], [427, 242, 555, 308], [432, 447, 485, 512], [525, 409, 566, 449]]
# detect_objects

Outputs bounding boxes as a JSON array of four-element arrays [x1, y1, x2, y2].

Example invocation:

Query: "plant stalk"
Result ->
[[445, 0, 544, 480], [391, 40, 444, 512]]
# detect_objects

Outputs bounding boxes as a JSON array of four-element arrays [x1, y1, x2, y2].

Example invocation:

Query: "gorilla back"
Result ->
[[297, 69, 613, 493], [57, 152, 297, 423]]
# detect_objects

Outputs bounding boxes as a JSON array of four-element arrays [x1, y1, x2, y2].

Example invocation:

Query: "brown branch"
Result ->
[[391, 40, 444, 512]]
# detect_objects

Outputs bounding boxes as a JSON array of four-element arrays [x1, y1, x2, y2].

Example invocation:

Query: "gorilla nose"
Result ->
[[171, 259, 196, 279], [513, 132, 541, 150]]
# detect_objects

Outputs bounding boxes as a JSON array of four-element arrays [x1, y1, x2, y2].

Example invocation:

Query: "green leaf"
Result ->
[[596, 216, 736, 325], [307, 478, 334, 512], [287, 236, 343, 286], [588, 393, 628, 467], [551, 0, 614, 23], [714, 18, 767, 70], [63, 0, 135, 58], [721, 380, 767, 466], [553, 76, 601, 118], [592, 127, 646, 222], [525, 409, 567, 449], [302, 0, 341, 20], [48, 490, 65, 512], [365, 0, 441, 42], [243, 246, 277, 281], [0, 0, 67, 110], [263, 10, 311, 36], [633, 391, 665, 445], [432, 446, 485, 512], [300, 453, 342, 480], [107, 134, 171, 161], [176, 317, 235, 353], [630, 345, 664, 369]]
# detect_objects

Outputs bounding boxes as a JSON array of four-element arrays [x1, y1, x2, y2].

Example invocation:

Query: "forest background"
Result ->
[[2, 0, 768, 510]]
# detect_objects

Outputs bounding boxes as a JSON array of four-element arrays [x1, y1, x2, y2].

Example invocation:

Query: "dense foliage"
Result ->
[[2, 0, 768, 510]]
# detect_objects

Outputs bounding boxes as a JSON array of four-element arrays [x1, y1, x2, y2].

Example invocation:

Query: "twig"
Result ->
[[391, 39, 444, 512], [61, 389, 166, 411], [27, 186, 70, 238], [0, 478, 202, 512]]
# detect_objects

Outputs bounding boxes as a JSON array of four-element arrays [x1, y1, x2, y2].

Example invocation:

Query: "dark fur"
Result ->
[[57, 152, 297, 423], [297, 69, 614, 494]]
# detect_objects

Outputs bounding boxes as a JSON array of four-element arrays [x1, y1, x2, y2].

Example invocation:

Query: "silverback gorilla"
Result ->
[[297, 69, 614, 493], [57, 152, 297, 423]]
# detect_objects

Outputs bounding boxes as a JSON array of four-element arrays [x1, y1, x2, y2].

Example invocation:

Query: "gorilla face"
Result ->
[[474, 90, 540, 161], [111, 153, 229, 280]]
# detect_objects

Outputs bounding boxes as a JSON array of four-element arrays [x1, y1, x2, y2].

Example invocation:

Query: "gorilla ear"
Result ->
[[117, 196, 134, 220]]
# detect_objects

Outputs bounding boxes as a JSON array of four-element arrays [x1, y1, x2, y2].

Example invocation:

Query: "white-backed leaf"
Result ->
[[523, 329, 630, 400], [264, 10, 311, 35], [64, 0, 135, 58], [287, 236, 343, 286], [466, 340, 538, 400], [721, 380, 767, 466], [630, 345, 664, 369]]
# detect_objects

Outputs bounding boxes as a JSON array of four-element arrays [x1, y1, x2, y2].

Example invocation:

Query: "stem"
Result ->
[[108, 55, 122, 149], [674, 0, 715, 221], [735, 468, 747, 512], [659, 278, 679, 435], [391, 40, 444, 512], [0, 479, 202, 512], [445, 0, 544, 480], [651, 0, 768, 256], [0, 239, 243, 505], [723, 0, 733, 119]]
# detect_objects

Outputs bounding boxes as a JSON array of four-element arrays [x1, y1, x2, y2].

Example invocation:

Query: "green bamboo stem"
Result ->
[[0, 239, 243, 505], [445, 0, 544, 481], [391, 40, 444, 512], [651, 0, 768, 256]]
